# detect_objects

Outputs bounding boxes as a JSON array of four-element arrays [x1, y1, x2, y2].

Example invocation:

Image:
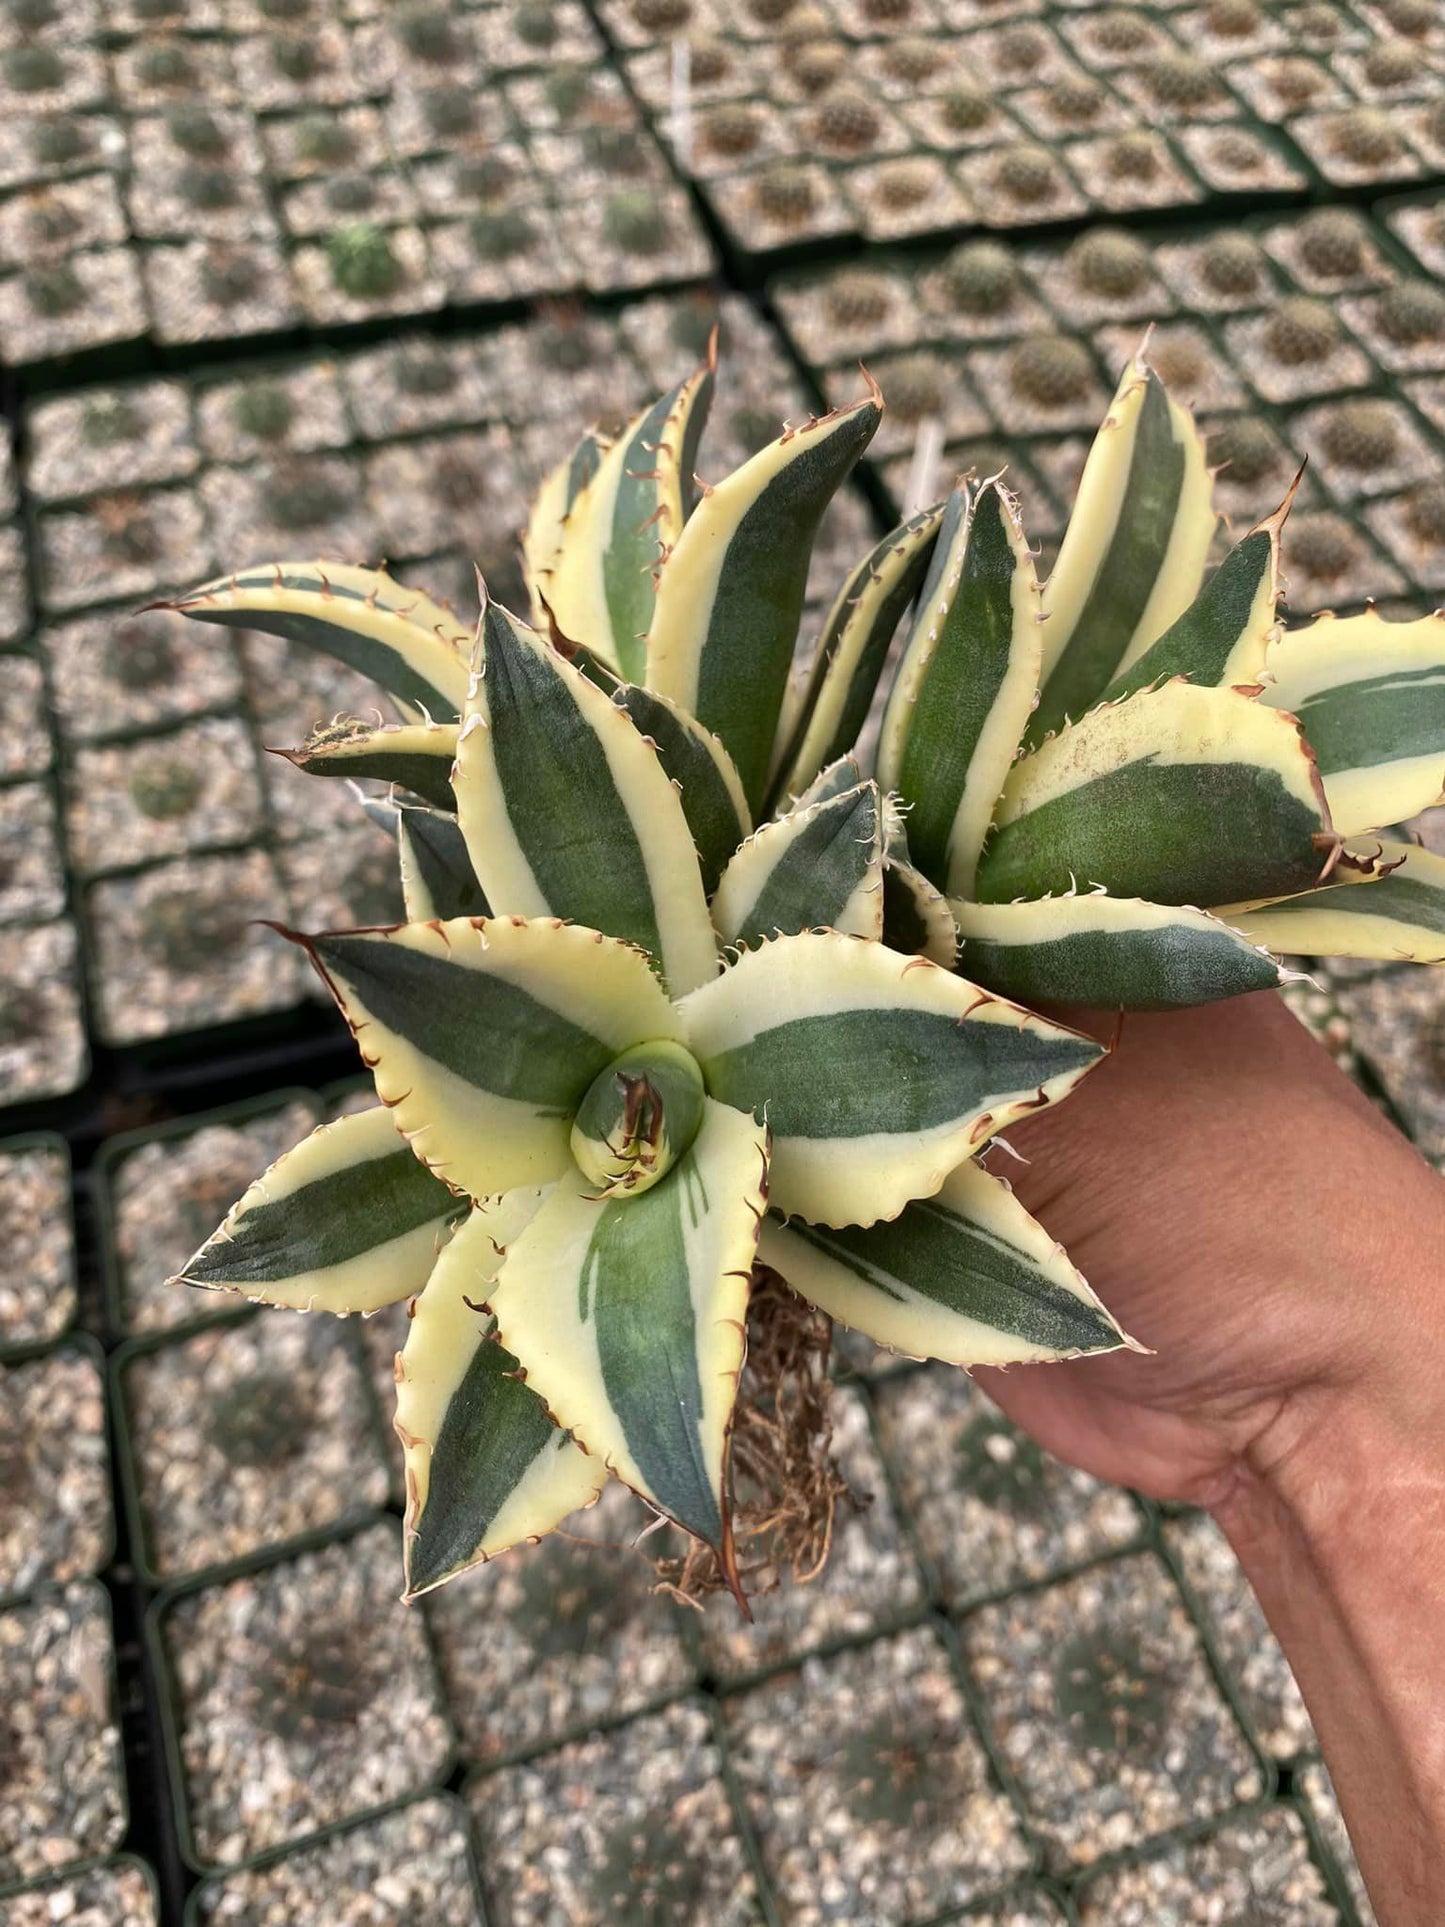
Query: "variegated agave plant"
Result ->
[[163, 341, 1445, 1606]]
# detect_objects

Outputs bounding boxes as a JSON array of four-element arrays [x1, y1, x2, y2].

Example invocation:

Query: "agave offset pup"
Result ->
[[162, 338, 1445, 1606]]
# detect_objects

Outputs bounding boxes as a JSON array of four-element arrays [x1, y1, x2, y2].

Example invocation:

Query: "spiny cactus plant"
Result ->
[[159, 344, 1445, 1608]]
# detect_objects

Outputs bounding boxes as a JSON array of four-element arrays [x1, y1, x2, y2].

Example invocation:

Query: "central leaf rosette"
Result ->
[[569, 1041, 706, 1197]]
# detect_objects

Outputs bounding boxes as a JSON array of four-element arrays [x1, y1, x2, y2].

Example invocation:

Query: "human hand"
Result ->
[[974, 990, 1445, 1516]]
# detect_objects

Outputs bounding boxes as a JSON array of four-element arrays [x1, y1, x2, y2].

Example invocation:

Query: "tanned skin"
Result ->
[[979, 992, 1445, 1923]]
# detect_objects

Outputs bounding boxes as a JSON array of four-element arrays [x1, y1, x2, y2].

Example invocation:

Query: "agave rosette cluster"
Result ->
[[162, 339, 1445, 1603]]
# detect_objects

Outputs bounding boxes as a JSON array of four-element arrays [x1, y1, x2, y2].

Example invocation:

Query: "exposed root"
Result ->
[[649, 1267, 855, 1609]]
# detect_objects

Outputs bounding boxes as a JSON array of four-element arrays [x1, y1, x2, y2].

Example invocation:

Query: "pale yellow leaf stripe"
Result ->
[[396, 1198, 605, 1596], [303, 917, 682, 1201], [1261, 610, 1445, 838], [678, 931, 1103, 1229], [761, 1158, 1127, 1366]]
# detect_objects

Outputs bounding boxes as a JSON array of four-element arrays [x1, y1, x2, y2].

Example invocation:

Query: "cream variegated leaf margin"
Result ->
[[298, 916, 682, 1200], [979, 680, 1333, 911], [396, 804, 489, 923], [1099, 487, 1289, 705], [1260, 610, 1445, 838], [487, 1099, 767, 1592], [711, 781, 884, 949], [172, 1105, 463, 1313], [951, 892, 1287, 1010], [770, 501, 945, 809], [522, 426, 608, 633], [455, 599, 718, 997], [543, 357, 715, 682], [878, 479, 1042, 898], [1029, 357, 1215, 743], [647, 388, 883, 813], [1221, 839, 1445, 964], [165, 561, 472, 722], [284, 718, 459, 811], [396, 1196, 605, 1599], [612, 684, 750, 899], [678, 931, 1103, 1228], [762, 1158, 1131, 1366]]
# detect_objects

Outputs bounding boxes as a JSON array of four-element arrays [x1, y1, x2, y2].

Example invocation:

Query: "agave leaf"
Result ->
[[762, 1158, 1129, 1366], [171, 1106, 463, 1313], [298, 916, 683, 1201], [1099, 489, 1289, 706], [1027, 359, 1215, 745], [396, 1196, 605, 1599], [488, 1098, 765, 1587], [164, 562, 471, 722], [951, 892, 1286, 1009], [282, 718, 459, 810], [979, 681, 1333, 910], [882, 859, 959, 966], [544, 358, 716, 681], [454, 599, 718, 997], [1260, 610, 1445, 838], [522, 425, 610, 631], [769, 501, 945, 809], [396, 805, 490, 922], [1221, 839, 1445, 964], [711, 781, 884, 950], [678, 930, 1103, 1228], [646, 389, 884, 813], [878, 480, 1042, 898], [613, 684, 750, 897]]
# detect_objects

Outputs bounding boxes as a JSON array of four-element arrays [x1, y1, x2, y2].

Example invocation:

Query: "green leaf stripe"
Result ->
[[480, 604, 670, 965], [309, 931, 614, 1111], [1030, 372, 1187, 742], [978, 760, 1327, 910], [614, 684, 749, 897], [579, 1153, 720, 1547], [720, 785, 880, 949], [183, 1141, 461, 1289], [769, 503, 943, 810], [1291, 665, 1445, 779], [288, 736, 457, 811], [1101, 525, 1275, 704], [953, 899, 1284, 1009], [397, 806, 490, 922], [408, 1324, 570, 1597], [775, 1199, 1121, 1354], [701, 1006, 1099, 1140]]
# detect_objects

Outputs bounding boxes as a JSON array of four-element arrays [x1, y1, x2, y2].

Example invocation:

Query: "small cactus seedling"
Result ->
[[422, 84, 477, 138], [861, 0, 910, 19], [83, 396, 142, 447], [1319, 399, 1401, 472], [127, 757, 202, 822], [392, 345, 453, 396], [513, 0, 560, 47], [24, 263, 84, 318], [1055, 1630, 1174, 1756], [180, 162, 238, 211], [165, 105, 230, 159], [396, 4, 459, 62], [1375, 281, 1445, 347], [1047, 77, 1107, 125], [823, 270, 893, 330], [7, 0, 59, 25], [939, 84, 993, 133], [940, 239, 1019, 317], [1327, 108, 1404, 166], [994, 21, 1049, 71], [99, 498, 160, 566], [263, 464, 350, 531], [294, 114, 355, 166], [212, 1371, 310, 1469], [788, 38, 847, 96], [469, 206, 536, 261], [201, 248, 261, 308], [701, 102, 763, 159], [545, 65, 592, 120], [813, 87, 884, 152], [1269, 57, 1327, 110], [270, 34, 320, 80], [1092, 10, 1151, 53], [873, 158, 934, 212], [4, 45, 64, 92], [1209, 416, 1279, 487], [881, 35, 934, 83], [140, 891, 246, 969], [533, 314, 595, 372], [1144, 54, 1216, 110], [582, 121, 649, 177], [630, 0, 691, 30], [232, 384, 294, 442], [136, 42, 196, 87], [29, 120, 88, 167], [882, 352, 946, 424], [1263, 296, 1340, 366], [1405, 481, 1445, 548], [1009, 333, 1095, 407], [106, 618, 176, 690], [1205, 0, 1261, 34], [603, 189, 670, 256], [753, 165, 818, 225], [326, 224, 403, 299], [1198, 232, 1265, 297], [1069, 228, 1152, 300], [1289, 516, 1359, 583], [1362, 38, 1417, 89], [1380, 0, 1433, 32], [994, 145, 1059, 205], [157, 342, 1445, 1624]]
